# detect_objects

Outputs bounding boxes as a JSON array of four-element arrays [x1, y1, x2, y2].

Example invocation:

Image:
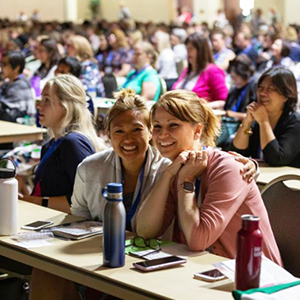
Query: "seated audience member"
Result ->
[[123, 42, 161, 101], [30, 38, 61, 97], [172, 33, 228, 108], [218, 54, 256, 148], [232, 67, 300, 167], [170, 28, 187, 64], [285, 26, 300, 63], [154, 30, 178, 90], [55, 56, 94, 115], [136, 90, 282, 266], [19, 75, 106, 214], [224, 54, 256, 120], [95, 33, 110, 74], [266, 38, 294, 69], [66, 35, 105, 98], [104, 28, 132, 77], [0, 51, 35, 121], [211, 30, 236, 71], [234, 31, 258, 65]]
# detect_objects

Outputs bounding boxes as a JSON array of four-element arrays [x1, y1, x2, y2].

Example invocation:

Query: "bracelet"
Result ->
[[240, 124, 253, 135], [42, 197, 50, 207]]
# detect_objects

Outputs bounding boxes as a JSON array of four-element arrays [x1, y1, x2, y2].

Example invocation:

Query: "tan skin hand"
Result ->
[[228, 151, 257, 183], [247, 102, 269, 125], [165, 150, 190, 178], [178, 151, 208, 182]]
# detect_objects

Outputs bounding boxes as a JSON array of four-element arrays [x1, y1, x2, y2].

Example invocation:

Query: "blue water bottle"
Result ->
[[102, 183, 126, 267]]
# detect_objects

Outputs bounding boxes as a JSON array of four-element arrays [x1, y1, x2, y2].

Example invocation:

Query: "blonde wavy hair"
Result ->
[[150, 90, 220, 147], [69, 35, 94, 61], [105, 88, 151, 136], [43, 75, 105, 152]]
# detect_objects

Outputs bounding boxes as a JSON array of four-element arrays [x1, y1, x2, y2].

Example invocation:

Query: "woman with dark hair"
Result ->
[[172, 32, 228, 108], [225, 54, 256, 120], [31, 38, 61, 97], [232, 67, 300, 167], [218, 54, 256, 147], [266, 38, 294, 69]]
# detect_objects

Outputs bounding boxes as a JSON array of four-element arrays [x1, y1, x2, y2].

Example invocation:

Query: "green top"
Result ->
[[123, 66, 161, 101]]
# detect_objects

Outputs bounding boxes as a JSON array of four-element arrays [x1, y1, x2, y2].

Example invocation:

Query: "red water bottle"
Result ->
[[235, 215, 262, 291]]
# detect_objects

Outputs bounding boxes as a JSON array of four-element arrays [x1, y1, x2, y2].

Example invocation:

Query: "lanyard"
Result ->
[[121, 158, 147, 228], [123, 65, 150, 87], [232, 83, 249, 112], [34, 137, 63, 185]]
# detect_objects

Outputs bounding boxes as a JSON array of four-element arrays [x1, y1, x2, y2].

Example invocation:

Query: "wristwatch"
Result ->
[[179, 181, 195, 193], [42, 197, 50, 207]]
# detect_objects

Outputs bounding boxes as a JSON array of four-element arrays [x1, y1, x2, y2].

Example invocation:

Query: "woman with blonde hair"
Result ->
[[136, 89, 282, 266], [19, 74, 106, 214], [67, 34, 105, 97], [154, 30, 178, 90], [122, 41, 161, 100]]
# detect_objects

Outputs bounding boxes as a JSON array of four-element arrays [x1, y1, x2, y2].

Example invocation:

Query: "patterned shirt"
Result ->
[[80, 60, 105, 97]]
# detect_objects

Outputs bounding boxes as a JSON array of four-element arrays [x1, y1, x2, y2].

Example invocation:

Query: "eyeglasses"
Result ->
[[126, 236, 161, 257]]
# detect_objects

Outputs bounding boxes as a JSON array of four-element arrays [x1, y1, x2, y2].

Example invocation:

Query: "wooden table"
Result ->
[[0, 121, 46, 144], [0, 201, 233, 300], [257, 165, 300, 190]]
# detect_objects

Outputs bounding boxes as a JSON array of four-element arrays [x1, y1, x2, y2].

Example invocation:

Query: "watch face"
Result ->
[[183, 181, 194, 192]]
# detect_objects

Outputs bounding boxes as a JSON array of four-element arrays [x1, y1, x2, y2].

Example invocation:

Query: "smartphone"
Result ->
[[194, 269, 226, 282], [133, 255, 187, 272], [21, 220, 54, 231]]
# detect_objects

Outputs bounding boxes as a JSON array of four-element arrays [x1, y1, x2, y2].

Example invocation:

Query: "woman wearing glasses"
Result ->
[[136, 89, 282, 265], [232, 67, 300, 167]]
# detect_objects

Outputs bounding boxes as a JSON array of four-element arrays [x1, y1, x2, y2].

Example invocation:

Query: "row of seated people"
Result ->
[[11, 79, 281, 299], [1, 34, 300, 170]]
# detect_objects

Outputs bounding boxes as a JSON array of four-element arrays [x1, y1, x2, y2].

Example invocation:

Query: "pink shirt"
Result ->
[[160, 148, 282, 266], [172, 63, 228, 101]]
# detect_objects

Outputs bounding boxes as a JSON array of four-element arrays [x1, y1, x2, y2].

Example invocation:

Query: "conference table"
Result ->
[[0, 201, 233, 300], [0, 121, 46, 144], [257, 164, 300, 190]]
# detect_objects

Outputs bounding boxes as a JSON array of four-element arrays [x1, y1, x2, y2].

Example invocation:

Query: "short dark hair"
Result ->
[[2, 51, 25, 74], [185, 32, 214, 73], [228, 54, 255, 81], [58, 56, 82, 78], [258, 67, 298, 112]]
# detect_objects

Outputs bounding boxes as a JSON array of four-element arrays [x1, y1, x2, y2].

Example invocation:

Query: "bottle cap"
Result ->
[[107, 183, 123, 194], [0, 168, 16, 179], [241, 214, 260, 222]]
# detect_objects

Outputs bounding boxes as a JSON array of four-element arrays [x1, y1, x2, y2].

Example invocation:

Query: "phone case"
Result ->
[[133, 257, 186, 272]]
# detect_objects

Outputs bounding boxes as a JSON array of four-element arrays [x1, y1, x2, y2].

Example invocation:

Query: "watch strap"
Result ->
[[42, 197, 49, 207]]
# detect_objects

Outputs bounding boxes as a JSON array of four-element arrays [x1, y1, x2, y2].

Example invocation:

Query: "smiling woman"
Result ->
[[136, 89, 282, 266], [232, 67, 300, 167], [71, 88, 170, 231]]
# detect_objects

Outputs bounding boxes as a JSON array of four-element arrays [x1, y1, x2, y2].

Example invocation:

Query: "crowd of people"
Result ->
[[0, 6, 300, 300]]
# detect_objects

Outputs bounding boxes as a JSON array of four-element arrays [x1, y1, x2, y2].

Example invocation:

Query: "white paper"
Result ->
[[213, 256, 297, 287], [12, 239, 52, 249]]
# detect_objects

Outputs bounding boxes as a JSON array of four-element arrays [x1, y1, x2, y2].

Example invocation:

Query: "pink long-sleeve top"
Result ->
[[172, 63, 228, 101], [159, 148, 282, 266]]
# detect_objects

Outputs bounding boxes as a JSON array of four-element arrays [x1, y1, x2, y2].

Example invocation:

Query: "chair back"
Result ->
[[261, 175, 300, 277]]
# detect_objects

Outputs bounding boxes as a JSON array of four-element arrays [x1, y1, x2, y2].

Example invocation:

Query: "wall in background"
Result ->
[[0, 0, 298, 26], [0, 0, 65, 21]]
